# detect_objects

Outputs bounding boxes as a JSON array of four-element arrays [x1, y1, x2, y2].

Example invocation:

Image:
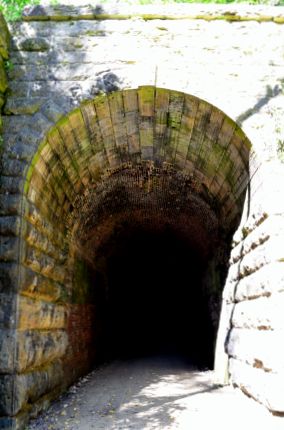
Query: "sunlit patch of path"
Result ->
[[28, 356, 283, 430]]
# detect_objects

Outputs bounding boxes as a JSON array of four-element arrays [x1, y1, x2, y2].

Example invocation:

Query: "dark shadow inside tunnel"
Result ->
[[81, 224, 225, 371], [66, 164, 239, 379]]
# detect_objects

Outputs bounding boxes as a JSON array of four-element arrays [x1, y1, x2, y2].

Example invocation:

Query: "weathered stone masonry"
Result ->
[[0, 4, 284, 429]]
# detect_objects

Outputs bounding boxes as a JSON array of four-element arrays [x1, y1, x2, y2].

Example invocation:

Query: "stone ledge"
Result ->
[[22, 4, 284, 23]]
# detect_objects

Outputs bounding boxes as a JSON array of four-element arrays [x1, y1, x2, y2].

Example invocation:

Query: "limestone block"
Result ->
[[0, 263, 18, 293], [16, 329, 68, 372], [0, 194, 22, 216], [4, 97, 44, 115], [18, 37, 49, 52], [227, 236, 284, 286], [0, 216, 21, 236], [230, 214, 284, 265], [24, 204, 65, 247], [0, 293, 17, 328], [232, 293, 284, 330], [18, 296, 66, 330], [235, 262, 284, 301], [0, 237, 18, 262], [0, 176, 24, 194], [20, 266, 66, 302], [0, 329, 15, 373], [229, 357, 284, 413], [227, 328, 284, 372], [23, 244, 66, 283], [0, 374, 14, 415], [0, 360, 64, 415], [0, 157, 27, 177], [25, 223, 65, 262]]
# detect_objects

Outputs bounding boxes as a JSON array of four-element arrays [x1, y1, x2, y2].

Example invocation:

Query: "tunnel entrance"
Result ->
[[94, 225, 216, 368], [67, 162, 231, 372], [7, 87, 250, 423]]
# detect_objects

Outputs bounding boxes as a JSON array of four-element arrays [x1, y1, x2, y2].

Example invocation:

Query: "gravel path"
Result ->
[[27, 355, 283, 430]]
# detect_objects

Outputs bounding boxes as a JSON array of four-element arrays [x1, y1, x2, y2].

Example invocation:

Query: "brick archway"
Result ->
[[0, 87, 253, 426]]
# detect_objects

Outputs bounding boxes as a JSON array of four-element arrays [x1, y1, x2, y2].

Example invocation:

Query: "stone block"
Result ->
[[18, 37, 49, 52], [18, 296, 66, 330], [0, 360, 64, 416], [0, 374, 15, 415], [0, 293, 17, 328], [230, 214, 284, 265], [232, 292, 284, 330], [23, 243, 66, 283], [0, 237, 19, 262], [0, 263, 18, 293], [16, 329, 68, 372], [227, 328, 284, 373], [235, 262, 284, 301], [0, 176, 24, 195], [0, 216, 21, 236], [0, 194, 22, 216], [227, 237, 284, 286], [0, 157, 27, 178], [0, 329, 16, 373], [229, 357, 284, 414], [4, 97, 44, 115], [19, 266, 65, 302]]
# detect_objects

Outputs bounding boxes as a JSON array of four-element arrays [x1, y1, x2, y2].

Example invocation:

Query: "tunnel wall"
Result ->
[[0, 4, 283, 428], [215, 160, 284, 414]]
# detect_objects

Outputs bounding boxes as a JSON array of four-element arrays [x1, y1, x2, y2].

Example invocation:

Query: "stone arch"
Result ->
[[0, 86, 252, 426]]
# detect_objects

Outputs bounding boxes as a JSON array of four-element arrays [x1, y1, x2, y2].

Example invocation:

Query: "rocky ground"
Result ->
[[27, 355, 283, 430]]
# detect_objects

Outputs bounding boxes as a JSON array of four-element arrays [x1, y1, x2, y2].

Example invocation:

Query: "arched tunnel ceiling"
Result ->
[[23, 86, 251, 282]]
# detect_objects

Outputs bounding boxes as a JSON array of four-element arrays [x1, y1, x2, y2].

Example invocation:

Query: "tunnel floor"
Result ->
[[27, 355, 282, 430]]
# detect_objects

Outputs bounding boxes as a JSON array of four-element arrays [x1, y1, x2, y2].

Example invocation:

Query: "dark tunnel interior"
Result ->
[[85, 224, 222, 370]]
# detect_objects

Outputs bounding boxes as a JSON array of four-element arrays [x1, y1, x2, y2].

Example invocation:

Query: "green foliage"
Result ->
[[0, 0, 39, 21], [277, 139, 284, 163], [4, 60, 13, 72]]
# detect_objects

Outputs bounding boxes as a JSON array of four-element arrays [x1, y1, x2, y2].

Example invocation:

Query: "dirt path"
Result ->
[[27, 355, 283, 430]]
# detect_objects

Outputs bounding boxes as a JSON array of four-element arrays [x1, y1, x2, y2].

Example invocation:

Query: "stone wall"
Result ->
[[0, 4, 283, 429], [215, 160, 284, 413]]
